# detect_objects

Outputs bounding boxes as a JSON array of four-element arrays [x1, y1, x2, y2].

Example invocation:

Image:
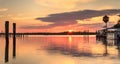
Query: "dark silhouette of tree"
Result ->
[[113, 20, 120, 28]]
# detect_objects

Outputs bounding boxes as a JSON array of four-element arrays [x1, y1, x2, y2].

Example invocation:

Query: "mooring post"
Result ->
[[13, 23, 16, 58], [5, 21, 9, 62]]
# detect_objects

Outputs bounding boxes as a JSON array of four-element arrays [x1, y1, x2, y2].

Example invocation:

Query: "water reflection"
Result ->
[[100, 38, 108, 56], [1, 35, 120, 64], [5, 37, 9, 63], [97, 36, 120, 57], [68, 36, 72, 45], [44, 35, 120, 58], [116, 39, 120, 57], [45, 36, 94, 57]]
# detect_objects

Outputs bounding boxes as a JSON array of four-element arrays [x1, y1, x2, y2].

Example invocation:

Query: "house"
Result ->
[[107, 28, 120, 39], [97, 20, 120, 39]]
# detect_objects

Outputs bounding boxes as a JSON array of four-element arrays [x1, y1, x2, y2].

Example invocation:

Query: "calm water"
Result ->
[[0, 35, 120, 64]]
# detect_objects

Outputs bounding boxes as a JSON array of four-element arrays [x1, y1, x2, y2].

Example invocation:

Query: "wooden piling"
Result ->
[[5, 21, 9, 62], [13, 23, 16, 58]]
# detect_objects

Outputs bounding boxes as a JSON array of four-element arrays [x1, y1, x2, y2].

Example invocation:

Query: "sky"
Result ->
[[0, 0, 120, 32]]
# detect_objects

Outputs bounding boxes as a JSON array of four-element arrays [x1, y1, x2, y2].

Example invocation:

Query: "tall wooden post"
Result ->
[[103, 15, 109, 39], [5, 21, 9, 62], [13, 23, 16, 58]]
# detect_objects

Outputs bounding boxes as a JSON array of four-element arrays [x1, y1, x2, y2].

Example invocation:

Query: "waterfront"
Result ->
[[0, 35, 120, 64]]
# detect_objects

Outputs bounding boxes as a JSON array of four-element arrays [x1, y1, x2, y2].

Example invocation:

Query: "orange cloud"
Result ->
[[77, 15, 120, 25], [97, 6, 113, 10], [0, 8, 8, 12], [35, 0, 95, 9], [77, 16, 102, 24]]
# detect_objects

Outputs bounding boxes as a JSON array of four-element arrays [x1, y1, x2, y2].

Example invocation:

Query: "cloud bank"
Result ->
[[37, 9, 120, 25], [21, 9, 120, 29]]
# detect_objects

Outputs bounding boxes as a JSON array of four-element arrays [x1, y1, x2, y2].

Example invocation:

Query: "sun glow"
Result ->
[[68, 30, 73, 32]]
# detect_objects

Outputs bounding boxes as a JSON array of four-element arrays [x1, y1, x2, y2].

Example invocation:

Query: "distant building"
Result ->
[[107, 28, 120, 39], [97, 20, 120, 39]]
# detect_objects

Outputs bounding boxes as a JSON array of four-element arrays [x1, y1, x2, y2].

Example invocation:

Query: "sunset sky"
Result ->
[[0, 0, 120, 32]]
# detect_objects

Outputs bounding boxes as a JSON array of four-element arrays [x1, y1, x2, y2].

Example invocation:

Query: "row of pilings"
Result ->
[[5, 21, 16, 63]]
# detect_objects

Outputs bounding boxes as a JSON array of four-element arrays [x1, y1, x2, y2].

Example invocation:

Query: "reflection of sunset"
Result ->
[[68, 36, 72, 49], [92, 43, 105, 54], [16, 36, 118, 57], [1, 35, 120, 64], [68, 36, 72, 44]]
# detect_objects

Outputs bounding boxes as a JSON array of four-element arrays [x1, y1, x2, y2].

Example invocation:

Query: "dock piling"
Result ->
[[5, 21, 9, 62], [13, 23, 16, 58]]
